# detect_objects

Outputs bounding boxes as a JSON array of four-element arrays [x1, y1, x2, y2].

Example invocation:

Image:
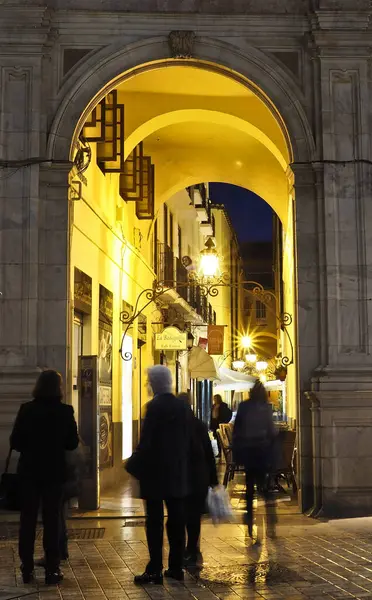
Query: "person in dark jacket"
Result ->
[[210, 394, 232, 457], [127, 366, 190, 585], [10, 370, 79, 585], [232, 380, 277, 541], [179, 393, 218, 568]]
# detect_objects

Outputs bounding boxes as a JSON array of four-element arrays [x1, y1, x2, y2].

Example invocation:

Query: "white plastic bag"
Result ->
[[210, 437, 219, 458], [207, 485, 234, 524]]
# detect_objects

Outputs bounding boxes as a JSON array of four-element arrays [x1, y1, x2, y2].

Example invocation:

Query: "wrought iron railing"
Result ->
[[176, 257, 188, 302], [156, 242, 174, 286]]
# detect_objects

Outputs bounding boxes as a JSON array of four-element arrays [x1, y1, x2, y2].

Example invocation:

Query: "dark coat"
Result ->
[[232, 399, 276, 471], [126, 393, 190, 500], [10, 398, 79, 485], [210, 401, 232, 433], [189, 411, 218, 497]]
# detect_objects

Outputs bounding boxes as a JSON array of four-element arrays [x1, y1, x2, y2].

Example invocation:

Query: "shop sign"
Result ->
[[155, 326, 187, 350], [208, 325, 224, 355]]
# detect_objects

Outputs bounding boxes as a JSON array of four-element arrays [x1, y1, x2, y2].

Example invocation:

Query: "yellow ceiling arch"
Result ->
[[125, 108, 288, 172]]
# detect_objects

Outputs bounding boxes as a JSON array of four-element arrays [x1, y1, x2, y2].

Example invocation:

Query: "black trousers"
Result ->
[[42, 501, 68, 560], [185, 495, 205, 557], [19, 481, 63, 572], [145, 498, 185, 573], [245, 468, 277, 533]]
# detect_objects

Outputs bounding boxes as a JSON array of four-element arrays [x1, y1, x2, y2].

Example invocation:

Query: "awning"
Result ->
[[188, 346, 219, 381], [264, 379, 285, 391], [213, 367, 256, 393]]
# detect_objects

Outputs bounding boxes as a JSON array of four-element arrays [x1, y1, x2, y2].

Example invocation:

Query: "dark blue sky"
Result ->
[[209, 183, 273, 243]]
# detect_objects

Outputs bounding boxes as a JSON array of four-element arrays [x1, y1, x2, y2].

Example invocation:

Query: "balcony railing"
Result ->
[[156, 242, 174, 285], [176, 257, 188, 303], [155, 243, 216, 324]]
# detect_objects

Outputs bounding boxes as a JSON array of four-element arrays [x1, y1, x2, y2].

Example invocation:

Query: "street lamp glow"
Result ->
[[241, 335, 252, 349], [199, 252, 219, 277], [256, 361, 268, 372], [199, 238, 220, 278], [232, 359, 245, 370], [246, 353, 257, 364]]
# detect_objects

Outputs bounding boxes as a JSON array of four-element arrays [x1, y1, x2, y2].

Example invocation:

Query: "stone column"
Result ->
[[292, 163, 324, 513], [308, 7, 372, 516], [38, 164, 72, 398], [0, 59, 44, 464]]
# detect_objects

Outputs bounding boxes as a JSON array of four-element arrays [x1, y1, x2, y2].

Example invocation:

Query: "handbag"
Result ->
[[0, 448, 21, 511], [125, 448, 147, 481]]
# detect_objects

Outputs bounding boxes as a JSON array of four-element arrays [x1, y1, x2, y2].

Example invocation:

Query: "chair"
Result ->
[[217, 427, 244, 487], [221, 423, 233, 445], [273, 429, 296, 493]]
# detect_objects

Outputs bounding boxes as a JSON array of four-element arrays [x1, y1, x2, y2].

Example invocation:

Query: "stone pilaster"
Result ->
[[0, 46, 46, 465], [307, 390, 372, 517], [305, 6, 372, 515], [38, 164, 72, 399], [292, 162, 324, 512]]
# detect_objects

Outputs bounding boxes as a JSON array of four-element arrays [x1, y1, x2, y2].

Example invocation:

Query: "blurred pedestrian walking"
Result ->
[[232, 380, 277, 542], [126, 366, 190, 585], [10, 370, 79, 585], [178, 392, 218, 569], [210, 394, 232, 457]]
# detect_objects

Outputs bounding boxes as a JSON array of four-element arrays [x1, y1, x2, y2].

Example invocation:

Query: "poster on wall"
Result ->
[[98, 285, 113, 469]]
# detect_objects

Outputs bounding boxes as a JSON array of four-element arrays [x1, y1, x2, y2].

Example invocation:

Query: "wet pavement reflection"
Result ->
[[2, 477, 372, 598]]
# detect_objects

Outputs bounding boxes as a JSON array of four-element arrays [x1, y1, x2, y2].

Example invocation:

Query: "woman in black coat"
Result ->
[[10, 370, 79, 585], [179, 393, 218, 568]]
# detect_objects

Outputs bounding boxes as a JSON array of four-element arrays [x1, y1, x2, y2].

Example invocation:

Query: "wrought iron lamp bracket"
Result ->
[[119, 275, 294, 367]]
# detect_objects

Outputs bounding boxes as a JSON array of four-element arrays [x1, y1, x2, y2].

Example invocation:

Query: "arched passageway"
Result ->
[[43, 39, 317, 514]]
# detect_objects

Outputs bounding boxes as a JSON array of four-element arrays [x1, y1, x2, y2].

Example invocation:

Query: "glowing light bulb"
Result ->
[[256, 361, 268, 372], [232, 360, 245, 370], [241, 335, 252, 349], [246, 353, 257, 364], [199, 252, 219, 278]]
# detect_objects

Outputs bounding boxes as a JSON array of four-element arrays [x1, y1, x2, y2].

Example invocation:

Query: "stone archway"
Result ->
[[42, 35, 319, 513]]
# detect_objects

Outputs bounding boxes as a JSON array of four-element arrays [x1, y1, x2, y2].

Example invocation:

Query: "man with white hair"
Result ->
[[126, 365, 190, 585]]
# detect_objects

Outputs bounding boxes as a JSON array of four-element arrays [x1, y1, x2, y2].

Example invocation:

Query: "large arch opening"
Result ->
[[67, 60, 299, 509]]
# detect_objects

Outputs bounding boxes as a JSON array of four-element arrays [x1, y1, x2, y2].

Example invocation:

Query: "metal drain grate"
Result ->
[[66, 528, 105, 540], [0, 526, 105, 541], [201, 561, 305, 586], [123, 519, 146, 527]]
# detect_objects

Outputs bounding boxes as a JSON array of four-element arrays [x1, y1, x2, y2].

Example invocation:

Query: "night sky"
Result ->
[[209, 183, 273, 243]]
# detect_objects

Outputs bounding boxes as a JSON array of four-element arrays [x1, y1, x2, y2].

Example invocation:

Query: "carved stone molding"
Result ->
[[168, 31, 196, 59], [315, 10, 371, 30]]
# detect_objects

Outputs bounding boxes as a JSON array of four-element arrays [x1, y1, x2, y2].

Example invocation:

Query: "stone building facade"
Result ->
[[1, 0, 372, 517]]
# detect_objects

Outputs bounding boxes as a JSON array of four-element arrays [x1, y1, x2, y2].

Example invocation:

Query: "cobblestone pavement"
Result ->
[[3, 483, 372, 599]]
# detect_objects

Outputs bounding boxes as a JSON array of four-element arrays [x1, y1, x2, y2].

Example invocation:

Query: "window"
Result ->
[[256, 300, 267, 321], [154, 220, 158, 273], [244, 297, 252, 316], [164, 204, 168, 245], [170, 212, 174, 251], [178, 226, 182, 258]]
